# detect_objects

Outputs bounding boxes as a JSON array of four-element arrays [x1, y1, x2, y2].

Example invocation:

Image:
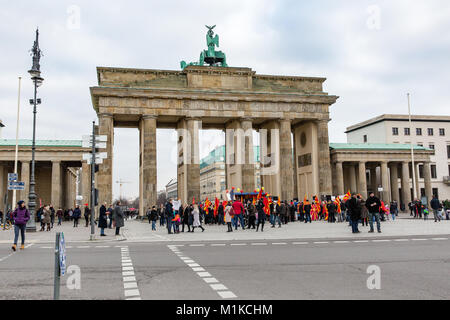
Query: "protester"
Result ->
[[256, 199, 266, 232], [232, 199, 245, 230], [366, 192, 382, 233], [113, 201, 125, 236], [99, 203, 108, 236], [192, 204, 205, 232], [348, 194, 361, 234], [40, 205, 51, 232], [224, 202, 234, 232], [430, 195, 442, 222]]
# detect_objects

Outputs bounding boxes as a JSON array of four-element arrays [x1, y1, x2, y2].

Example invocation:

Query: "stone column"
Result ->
[[423, 162, 433, 207], [0, 165, 4, 212], [292, 130, 298, 199], [317, 120, 332, 197], [241, 118, 255, 193], [97, 113, 114, 207], [349, 164, 357, 193], [139, 115, 157, 215], [335, 162, 344, 195], [51, 161, 61, 209], [186, 118, 201, 203], [358, 161, 368, 199], [279, 119, 294, 201], [370, 167, 377, 195], [389, 163, 400, 203], [20, 161, 30, 202], [401, 161, 411, 206], [413, 162, 420, 200], [380, 161, 390, 203], [81, 162, 91, 207]]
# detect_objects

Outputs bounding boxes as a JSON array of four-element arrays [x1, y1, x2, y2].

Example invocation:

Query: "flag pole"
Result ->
[[408, 93, 417, 201], [12, 76, 22, 209]]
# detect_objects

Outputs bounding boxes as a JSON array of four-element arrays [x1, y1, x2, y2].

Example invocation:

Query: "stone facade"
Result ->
[[90, 65, 338, 214]]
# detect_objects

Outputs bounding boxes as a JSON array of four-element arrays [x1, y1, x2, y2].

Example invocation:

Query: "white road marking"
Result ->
[[190, 244, 205, 247], [251, 243, 267, 246], [334, 241, 350, 244], [96, 246, 110, 248], [353, 240, 369, 243], [230, 243, 247, 246], [217, 291, 237, 299], [210, 284, 228, 291], [292, 242, 309, 245], [197, 272, 212, 277], [372, 240, 391, 242], [394, 239, 409, 242], [120, 247, 141, 300], [314, 242, 329, 244], [168, 245, 237, 299], [211, 244, 226, 246], [272, 243, 287, 245], [432, 238, 448, 241], [412, 239, 428, 241]]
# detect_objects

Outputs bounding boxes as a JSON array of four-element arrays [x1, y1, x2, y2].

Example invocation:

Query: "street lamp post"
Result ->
[[27, 28, 44, 232]]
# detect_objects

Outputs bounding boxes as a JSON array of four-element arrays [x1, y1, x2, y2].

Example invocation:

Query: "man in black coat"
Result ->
[[347, 194, 361, 234], [165, 200, 174, 234], [99, 203, 108, 236], [366, 192, 382, 233]]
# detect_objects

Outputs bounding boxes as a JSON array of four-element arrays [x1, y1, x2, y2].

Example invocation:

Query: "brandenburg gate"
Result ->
[[90, 27, 338, 213]]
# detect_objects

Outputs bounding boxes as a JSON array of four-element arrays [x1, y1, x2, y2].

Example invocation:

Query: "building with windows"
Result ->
[[345, 114, 450, 201], [200, 145, 260, 201], [165, 178, 178, 200]]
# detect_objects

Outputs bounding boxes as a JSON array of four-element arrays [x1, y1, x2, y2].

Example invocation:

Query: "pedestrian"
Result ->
[[218, 202, 224, 225], [107, 205, 113, 228], [73, 205, 81, 227], [11, 200, 30, 251], [224, 202, 234, 232], [390, 201, 398, 221], [430, 195, 441, 222], [49, 205, 55, 228], [56, 208, 63, 226], [40, 205, 51, 232], [327, 200, 336, 223], [232, 199, 245, 230], [113, 201, 125, 237], [247, 201, 256, 229], [165, 199, 174, 234], [149, 206, 158, 231], [181, 204, 191, 233], [348, 194, 361, 234], [98, 203, 108, 236], [159, 204, 166, 226], [84, 204, 91, 227], [192, 204, 205, 232], [360, 200, 369, 227], [256, 200, 266, 232], [365, 192, 381, 233], [303, 200, 312, 223]]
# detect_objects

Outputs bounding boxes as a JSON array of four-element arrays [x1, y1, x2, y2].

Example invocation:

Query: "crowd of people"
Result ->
[[144, 191, 450, 235], [3, 191, 449, 251]]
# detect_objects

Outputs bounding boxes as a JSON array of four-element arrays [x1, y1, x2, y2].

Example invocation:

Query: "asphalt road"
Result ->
[[0, 236, 449, 300]]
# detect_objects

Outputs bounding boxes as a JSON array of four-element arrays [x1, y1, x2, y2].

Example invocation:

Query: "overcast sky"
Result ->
[[1, 0, 449, 199]]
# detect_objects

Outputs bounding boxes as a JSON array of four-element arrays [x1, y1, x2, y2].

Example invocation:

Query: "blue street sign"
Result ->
[[59, 232, 66, 276], [7, 181, 25, 191], [8, 173, 18, 181]]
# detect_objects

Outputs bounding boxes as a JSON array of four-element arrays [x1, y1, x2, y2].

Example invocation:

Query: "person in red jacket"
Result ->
[[232, 200, 245, 230]]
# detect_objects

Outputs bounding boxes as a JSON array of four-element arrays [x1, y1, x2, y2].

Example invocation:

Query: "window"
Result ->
[[404, 128, 410, 136], [428, 128, 434, 136], [392, 127, 399, 136], [363, 135, 367, 143], [432, 188, 439, 199], [419, 165, 424, 179], [417, 143, 423, 147], [447, 145, 450, 159], [420, 188, 425, 197], [429, 144, 435, 150], [431, 165, 437, 179], [439, 128, 445, 136], [416, 128, 422, 136]]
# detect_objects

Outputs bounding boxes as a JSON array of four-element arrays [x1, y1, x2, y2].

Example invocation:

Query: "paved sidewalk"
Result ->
[[1, 216, 449, 244]]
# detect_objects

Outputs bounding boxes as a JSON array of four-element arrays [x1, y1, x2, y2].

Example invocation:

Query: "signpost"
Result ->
[[53, 232, 66, 300], [4, 174, 25, 230], [82, 123, 108, 240]]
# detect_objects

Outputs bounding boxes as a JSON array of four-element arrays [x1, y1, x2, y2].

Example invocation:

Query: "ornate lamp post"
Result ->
[[27, 28, 44, 231]]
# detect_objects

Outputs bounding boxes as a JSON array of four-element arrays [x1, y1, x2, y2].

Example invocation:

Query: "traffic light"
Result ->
[[94, 164, 99, 173]]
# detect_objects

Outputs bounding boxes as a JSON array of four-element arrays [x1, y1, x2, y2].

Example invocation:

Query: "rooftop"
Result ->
[[330, 143, 432, 151], [0, 139, 83, 147], [346, 114, 450, 133]]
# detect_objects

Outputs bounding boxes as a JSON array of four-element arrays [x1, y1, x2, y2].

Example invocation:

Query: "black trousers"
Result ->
[[182, 222, 191, 232], [227, 222, 232, 232], [248, 216, 256, 229], [115, 227, 120, 235], [256, 220, 265, 232]]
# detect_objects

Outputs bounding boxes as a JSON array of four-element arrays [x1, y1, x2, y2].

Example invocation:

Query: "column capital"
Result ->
[[98, 113, 113, 119], [52, 160, 61, 164], [142, 114, 158, 120], [185, 116, 202, 122], [240, 117, 254, 122]]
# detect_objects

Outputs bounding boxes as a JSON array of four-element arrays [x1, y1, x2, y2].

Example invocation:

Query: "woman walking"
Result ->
[[224, 202, 234, 232], [149, 206, 158, 231], [192, 204, 205, 232], [40, 205, 51, 231], [256, 200, 266, 232], [11, 201, 30, 251], [98, 203, 108, 236], [360, 200, 369, 227], [73, 205, 81, 227]]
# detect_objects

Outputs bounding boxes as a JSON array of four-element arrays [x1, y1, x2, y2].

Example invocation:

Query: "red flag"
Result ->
[[192, 197, 196, 205], [257, 188, 263, 200], [214, 198, 219, 217]]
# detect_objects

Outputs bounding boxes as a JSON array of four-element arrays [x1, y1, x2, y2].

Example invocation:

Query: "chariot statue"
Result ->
[[181, 25, 228, 69]]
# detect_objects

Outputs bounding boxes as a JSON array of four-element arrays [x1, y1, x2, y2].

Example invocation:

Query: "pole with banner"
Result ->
[[53, 232, 66, 300]]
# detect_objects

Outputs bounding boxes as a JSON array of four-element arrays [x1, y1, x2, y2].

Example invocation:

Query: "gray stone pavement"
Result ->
[[0, 214, 449, 244]]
